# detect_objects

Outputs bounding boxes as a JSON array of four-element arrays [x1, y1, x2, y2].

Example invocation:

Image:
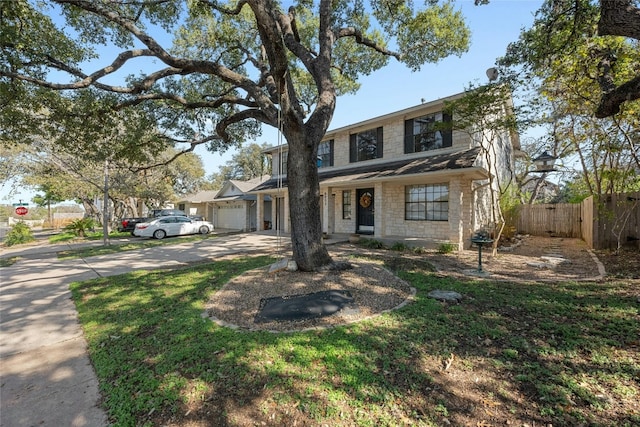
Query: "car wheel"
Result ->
[[153, 229, 166, 239], [199, 225, 209, 235]]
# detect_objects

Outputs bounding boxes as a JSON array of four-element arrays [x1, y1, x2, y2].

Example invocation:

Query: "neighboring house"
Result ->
[[521, 178, 560, 203], [176, 190, 218, 220], [177, 176, 271, 231], [249, 91, 520, 249]]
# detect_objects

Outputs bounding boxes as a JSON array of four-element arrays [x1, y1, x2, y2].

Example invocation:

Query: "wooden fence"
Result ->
[[516, 203, 582, 238], [516, 191, 640, 250]]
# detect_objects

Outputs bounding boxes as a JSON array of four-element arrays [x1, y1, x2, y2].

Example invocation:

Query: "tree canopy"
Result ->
[[497, 0, 640, 203], [1, 0, 472, 270], [497, 0, 640, 118]]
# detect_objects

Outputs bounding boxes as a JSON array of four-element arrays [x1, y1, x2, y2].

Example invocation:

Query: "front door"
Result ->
[[356, 188, 374, 234]]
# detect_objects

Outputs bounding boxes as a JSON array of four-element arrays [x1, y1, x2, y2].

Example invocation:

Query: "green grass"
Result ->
[[48, 230, 130, 244], [0, 256, 19, 267], [56, 234, 216, 259], [70, 256, 640, 426]]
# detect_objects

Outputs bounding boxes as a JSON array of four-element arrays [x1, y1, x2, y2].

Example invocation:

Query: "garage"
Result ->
[[215, 203, 246, 230]]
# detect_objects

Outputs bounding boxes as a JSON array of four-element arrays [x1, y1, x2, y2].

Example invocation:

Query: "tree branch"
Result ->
[[335, 27, 402, 60], [598, 0, 640, 40], [596, 74, 640, 118]]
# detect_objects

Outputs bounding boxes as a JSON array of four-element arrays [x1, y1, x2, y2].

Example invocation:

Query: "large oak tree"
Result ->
[[1, 0, 471, 270]]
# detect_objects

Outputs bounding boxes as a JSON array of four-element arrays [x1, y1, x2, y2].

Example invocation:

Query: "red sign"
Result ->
[[15, 206, 28, 216]]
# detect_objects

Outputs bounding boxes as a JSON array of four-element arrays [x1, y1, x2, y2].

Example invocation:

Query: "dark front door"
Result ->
[[356, 188, 374, 234]]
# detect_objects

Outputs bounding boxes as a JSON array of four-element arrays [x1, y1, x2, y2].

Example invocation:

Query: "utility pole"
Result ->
[[103, 159, 110, 246]]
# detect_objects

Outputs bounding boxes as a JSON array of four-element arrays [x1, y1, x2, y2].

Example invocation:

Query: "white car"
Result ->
[[133, 215, 214, 239]]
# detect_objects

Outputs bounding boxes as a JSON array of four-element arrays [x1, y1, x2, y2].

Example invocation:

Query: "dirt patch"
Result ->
[[428, 235, 605, 282], [205, 258, 415, 332], [595, 247, 640, 279]]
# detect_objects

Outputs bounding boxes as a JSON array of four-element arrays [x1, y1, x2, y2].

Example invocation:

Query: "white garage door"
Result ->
[[216, 204, 245, 230]]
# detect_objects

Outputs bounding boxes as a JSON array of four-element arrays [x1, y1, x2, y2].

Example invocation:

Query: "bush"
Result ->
[[359, 238, 385, 249], [390, 241, 410, 251], [4, 222, 35, 247], [64, 218, 96, 237], [437, 242, 458, 254]]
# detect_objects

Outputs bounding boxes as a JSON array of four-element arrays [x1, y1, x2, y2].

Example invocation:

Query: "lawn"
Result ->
[[55, 233, 216, 259], [70, 254, 640, 426]]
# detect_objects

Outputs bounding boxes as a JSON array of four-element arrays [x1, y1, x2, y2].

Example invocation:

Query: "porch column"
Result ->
[[374, 182, 383, 237], [327, 189, 335, 234], [448, 178, 471, 250], [321, 187, 335, 234], [256, 193, 264, 231]]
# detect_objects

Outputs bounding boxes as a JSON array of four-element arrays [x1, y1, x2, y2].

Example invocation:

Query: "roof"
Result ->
[[227, 175, 270, 193], [176, 190, 218, 203], [215, 175, 270, 199], [177, 176, 270, 203], [251, 147, 487, 192]]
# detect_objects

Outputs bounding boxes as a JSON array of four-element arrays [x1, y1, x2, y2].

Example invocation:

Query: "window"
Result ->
[[178, 203, 185, 211], [404, 112, 452, 153], [342, 190, 352, 219], [275, 151, 287, 175], [317, 140, 334, 168], [350, 127, 383, 162], [405, 184, 449, 221]]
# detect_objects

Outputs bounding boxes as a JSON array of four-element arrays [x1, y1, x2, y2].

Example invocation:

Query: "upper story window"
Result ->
[[350, 127, 383, 163], [317, 140, 334, 168], [272, 151, 287, 175], [404, 112, 452, 154]]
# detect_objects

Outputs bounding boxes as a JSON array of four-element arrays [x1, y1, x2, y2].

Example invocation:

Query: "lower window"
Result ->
[[405, 184, 449, 221], [342, 190, 352, 219]]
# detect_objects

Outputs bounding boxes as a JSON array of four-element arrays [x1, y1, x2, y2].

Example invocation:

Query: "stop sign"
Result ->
[[15, 206, 28, 216]]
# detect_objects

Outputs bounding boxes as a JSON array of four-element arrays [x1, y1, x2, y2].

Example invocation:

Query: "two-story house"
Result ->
[[250, 91, 519, 249]]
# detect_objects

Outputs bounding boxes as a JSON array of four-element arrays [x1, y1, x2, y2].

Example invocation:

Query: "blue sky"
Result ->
[[2, 0, 543, 205]]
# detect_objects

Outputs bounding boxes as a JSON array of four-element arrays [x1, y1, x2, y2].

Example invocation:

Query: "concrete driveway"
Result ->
[[0, 232, 288, 427]]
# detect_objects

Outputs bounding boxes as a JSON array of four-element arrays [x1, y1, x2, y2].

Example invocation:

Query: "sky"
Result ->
[[1, 0, 544, 206]]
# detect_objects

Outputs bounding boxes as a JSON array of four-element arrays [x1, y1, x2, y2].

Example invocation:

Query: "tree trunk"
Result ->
[[286, 131, 333, 271]]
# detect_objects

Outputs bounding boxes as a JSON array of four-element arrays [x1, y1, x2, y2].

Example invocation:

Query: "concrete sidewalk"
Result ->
[[0, 232, 292, 427]]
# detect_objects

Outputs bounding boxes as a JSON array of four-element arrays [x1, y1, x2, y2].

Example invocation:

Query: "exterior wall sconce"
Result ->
[[532, 151, 557, 173]]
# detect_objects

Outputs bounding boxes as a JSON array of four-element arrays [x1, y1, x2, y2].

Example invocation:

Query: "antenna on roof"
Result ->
[[486, 67, 499, 82]]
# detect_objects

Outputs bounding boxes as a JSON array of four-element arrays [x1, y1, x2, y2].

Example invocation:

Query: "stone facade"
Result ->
[[252, 91, 518, 249]]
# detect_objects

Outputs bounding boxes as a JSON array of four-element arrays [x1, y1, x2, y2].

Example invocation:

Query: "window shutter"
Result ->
[[443, 112, 453, 148], [404, 119, 414, 154], [376, 127, 384, 158], [329, 139, 334, 166], [349, 134, 357, 162]]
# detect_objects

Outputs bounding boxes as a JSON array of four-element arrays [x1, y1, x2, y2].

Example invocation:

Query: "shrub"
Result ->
[[359, 238, 385, 249], [4, 222, 35, 247], [390, 241, 410, 252], [437, 242, 458, 254], [64, 218, 96, 237]]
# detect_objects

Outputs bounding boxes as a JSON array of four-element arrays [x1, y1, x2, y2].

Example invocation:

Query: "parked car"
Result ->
[[133, 215, 214, 239], [149, 209, 187, 217], [118, 209, 188, 235], [118, 217, 149, 235]]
